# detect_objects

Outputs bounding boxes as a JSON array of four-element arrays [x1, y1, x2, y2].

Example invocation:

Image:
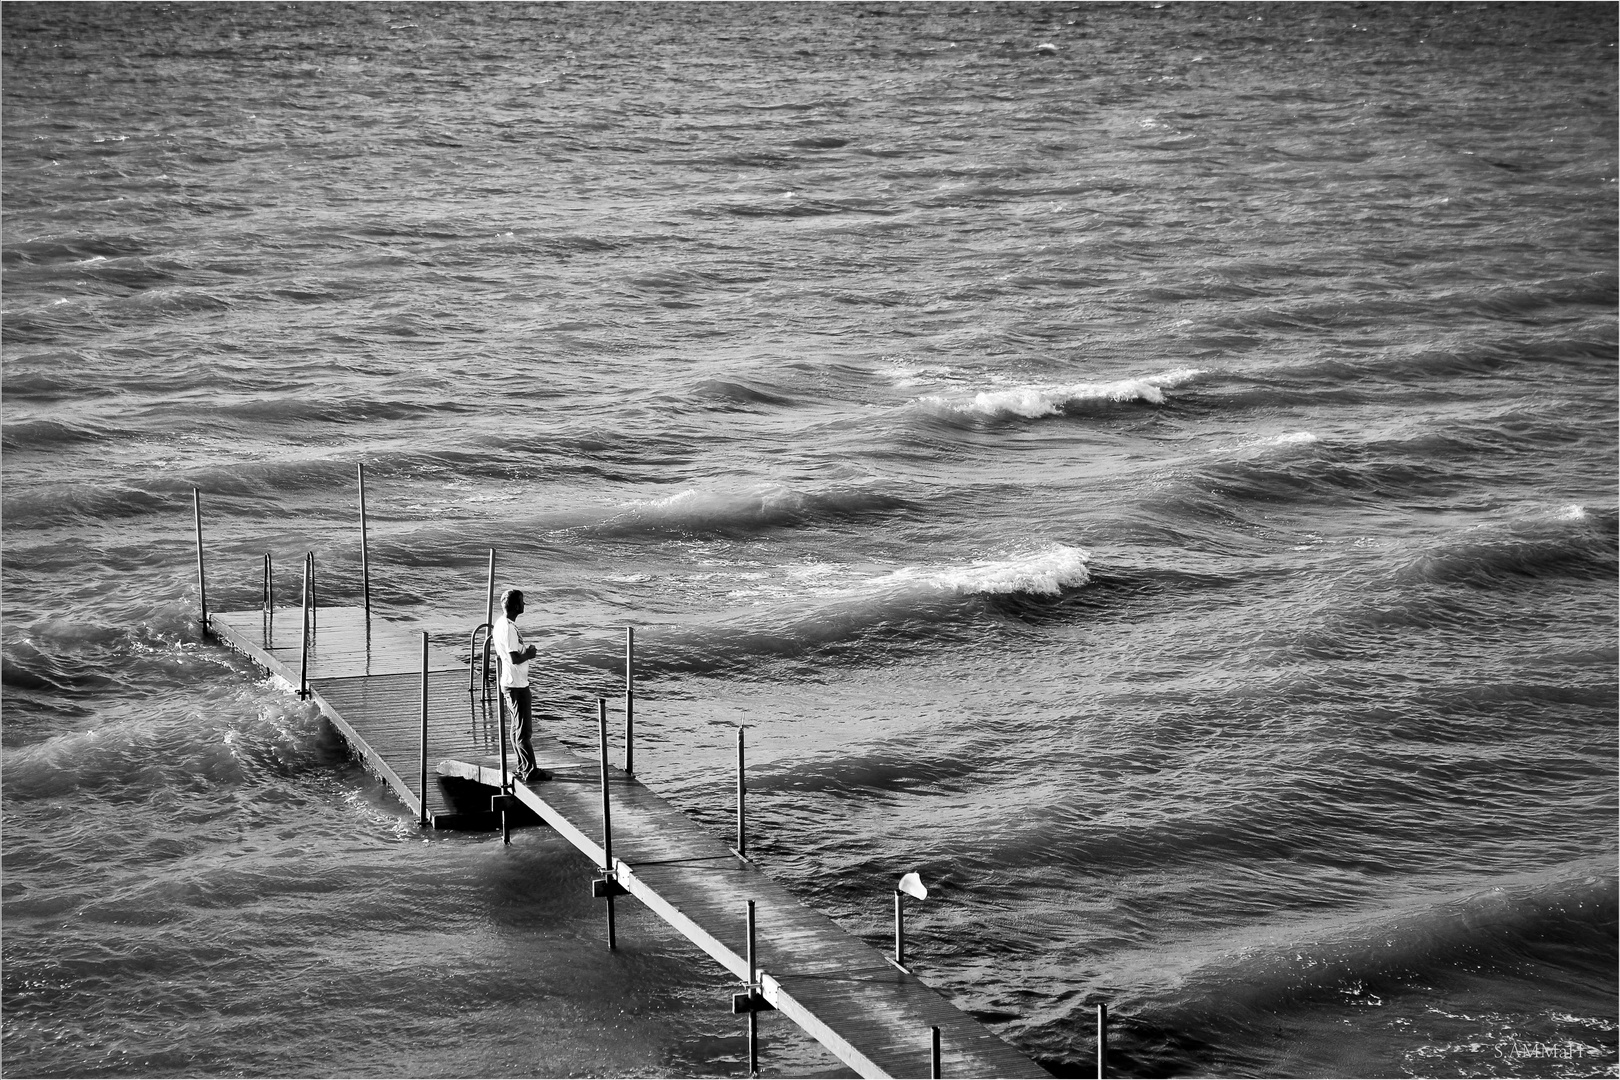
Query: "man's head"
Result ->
[[500, 589, 525, 618]]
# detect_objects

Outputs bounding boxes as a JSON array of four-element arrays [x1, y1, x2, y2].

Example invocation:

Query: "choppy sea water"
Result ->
[[3, 3, 1616, 1077]]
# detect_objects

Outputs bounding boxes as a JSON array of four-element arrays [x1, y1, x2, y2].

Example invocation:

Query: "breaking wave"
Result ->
[[916, 369, 1207, 421], [1, 689, 338, 801], [1399, 507, 1619, 588], [584, 482, 915, 537], [552, 546, 1094, 676], [1155, 861, 1618, 1019]]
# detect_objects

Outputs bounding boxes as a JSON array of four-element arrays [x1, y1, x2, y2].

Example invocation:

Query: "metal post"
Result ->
[[746, 898, 757, 984], [298, 552, 311, 699], [485, 547, 496, 633], [747, 898, 759, 1078], [1096, 1002, 1108, 1080], [624, 626, 634, 775], [484, 549, 497, 705], [263, 553, 274, 646], [497, 680, 509, 788], [599, 697, 616, 950], [599, 698, 613, 864], [192, 489, 208, 634], [735, 726, 746, 858], [498, 685, 510, 846], [895, 889, 905, 970], [358, 463, 371, 625], [931, 1026, 942, 1079], [419, 631, 429, 829], [308, 551, 316, 631]]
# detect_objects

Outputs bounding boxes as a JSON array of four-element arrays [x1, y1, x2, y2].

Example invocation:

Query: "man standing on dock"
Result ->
[[493, 589, 547, 783]]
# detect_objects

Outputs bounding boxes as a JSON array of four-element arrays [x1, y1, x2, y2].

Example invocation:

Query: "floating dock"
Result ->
[[208, 602, 1051, 1079]]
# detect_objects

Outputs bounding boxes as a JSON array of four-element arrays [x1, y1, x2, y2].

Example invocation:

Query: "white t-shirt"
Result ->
[[491, 616, 529, 689]]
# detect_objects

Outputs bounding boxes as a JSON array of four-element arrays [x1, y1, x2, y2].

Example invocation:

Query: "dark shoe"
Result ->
[[524, 769, 551, 783]]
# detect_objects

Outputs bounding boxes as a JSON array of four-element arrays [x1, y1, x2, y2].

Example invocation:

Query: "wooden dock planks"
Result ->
[[209, 606, 500, 825], [209, 606, 1049, 1079]]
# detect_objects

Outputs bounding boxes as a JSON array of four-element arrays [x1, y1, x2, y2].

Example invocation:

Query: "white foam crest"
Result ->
[[920, 369, 1205, 418], [608, 480, 909, 533], [862, 545, 1092, 598], [1213, 430, 1318, 457], [1147, 367, 1208, 388], [1555, 504, 1588, 520], [619, 484, 805, 518], [879, 359, 957, 389], [642, 487, 703, 510]]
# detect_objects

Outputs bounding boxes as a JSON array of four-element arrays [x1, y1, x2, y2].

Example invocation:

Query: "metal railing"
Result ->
[[469, 622, 494, 698]]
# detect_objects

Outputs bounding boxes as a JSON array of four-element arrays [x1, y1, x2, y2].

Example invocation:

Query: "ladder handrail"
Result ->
[[469, 622, 494, 696]]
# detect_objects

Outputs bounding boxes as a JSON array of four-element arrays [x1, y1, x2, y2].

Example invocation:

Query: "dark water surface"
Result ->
[[3, 3, 1616, 1077]]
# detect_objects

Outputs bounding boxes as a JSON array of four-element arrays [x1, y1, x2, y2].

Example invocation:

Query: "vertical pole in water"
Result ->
[[747, 898, 759, 1078], [192, 489, 208, 635], [735, 726, 746, 859], [298, 553, 311, 699], [308, 551, 317, 632], [894, 889, 905, 970], [358, 463, 371, 626], [599, 697, 616, 950], [263, 552, 273, 644], [1096, 1002, 1108, 1080], [624, 626, 635, 775], [419, 631, 429, 829], [931, 1026, 942, 1079]]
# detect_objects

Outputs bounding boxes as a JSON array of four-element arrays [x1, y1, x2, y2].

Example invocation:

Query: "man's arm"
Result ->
[[496, 624, 538, 666]]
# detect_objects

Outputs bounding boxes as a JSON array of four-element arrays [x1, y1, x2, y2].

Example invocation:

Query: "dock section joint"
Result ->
[[732, 988, 776, 1014]]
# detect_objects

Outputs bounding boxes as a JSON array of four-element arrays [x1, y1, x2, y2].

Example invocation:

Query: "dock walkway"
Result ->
[[211, 604, 497, 827], [209, 605, 1049, 1080]]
